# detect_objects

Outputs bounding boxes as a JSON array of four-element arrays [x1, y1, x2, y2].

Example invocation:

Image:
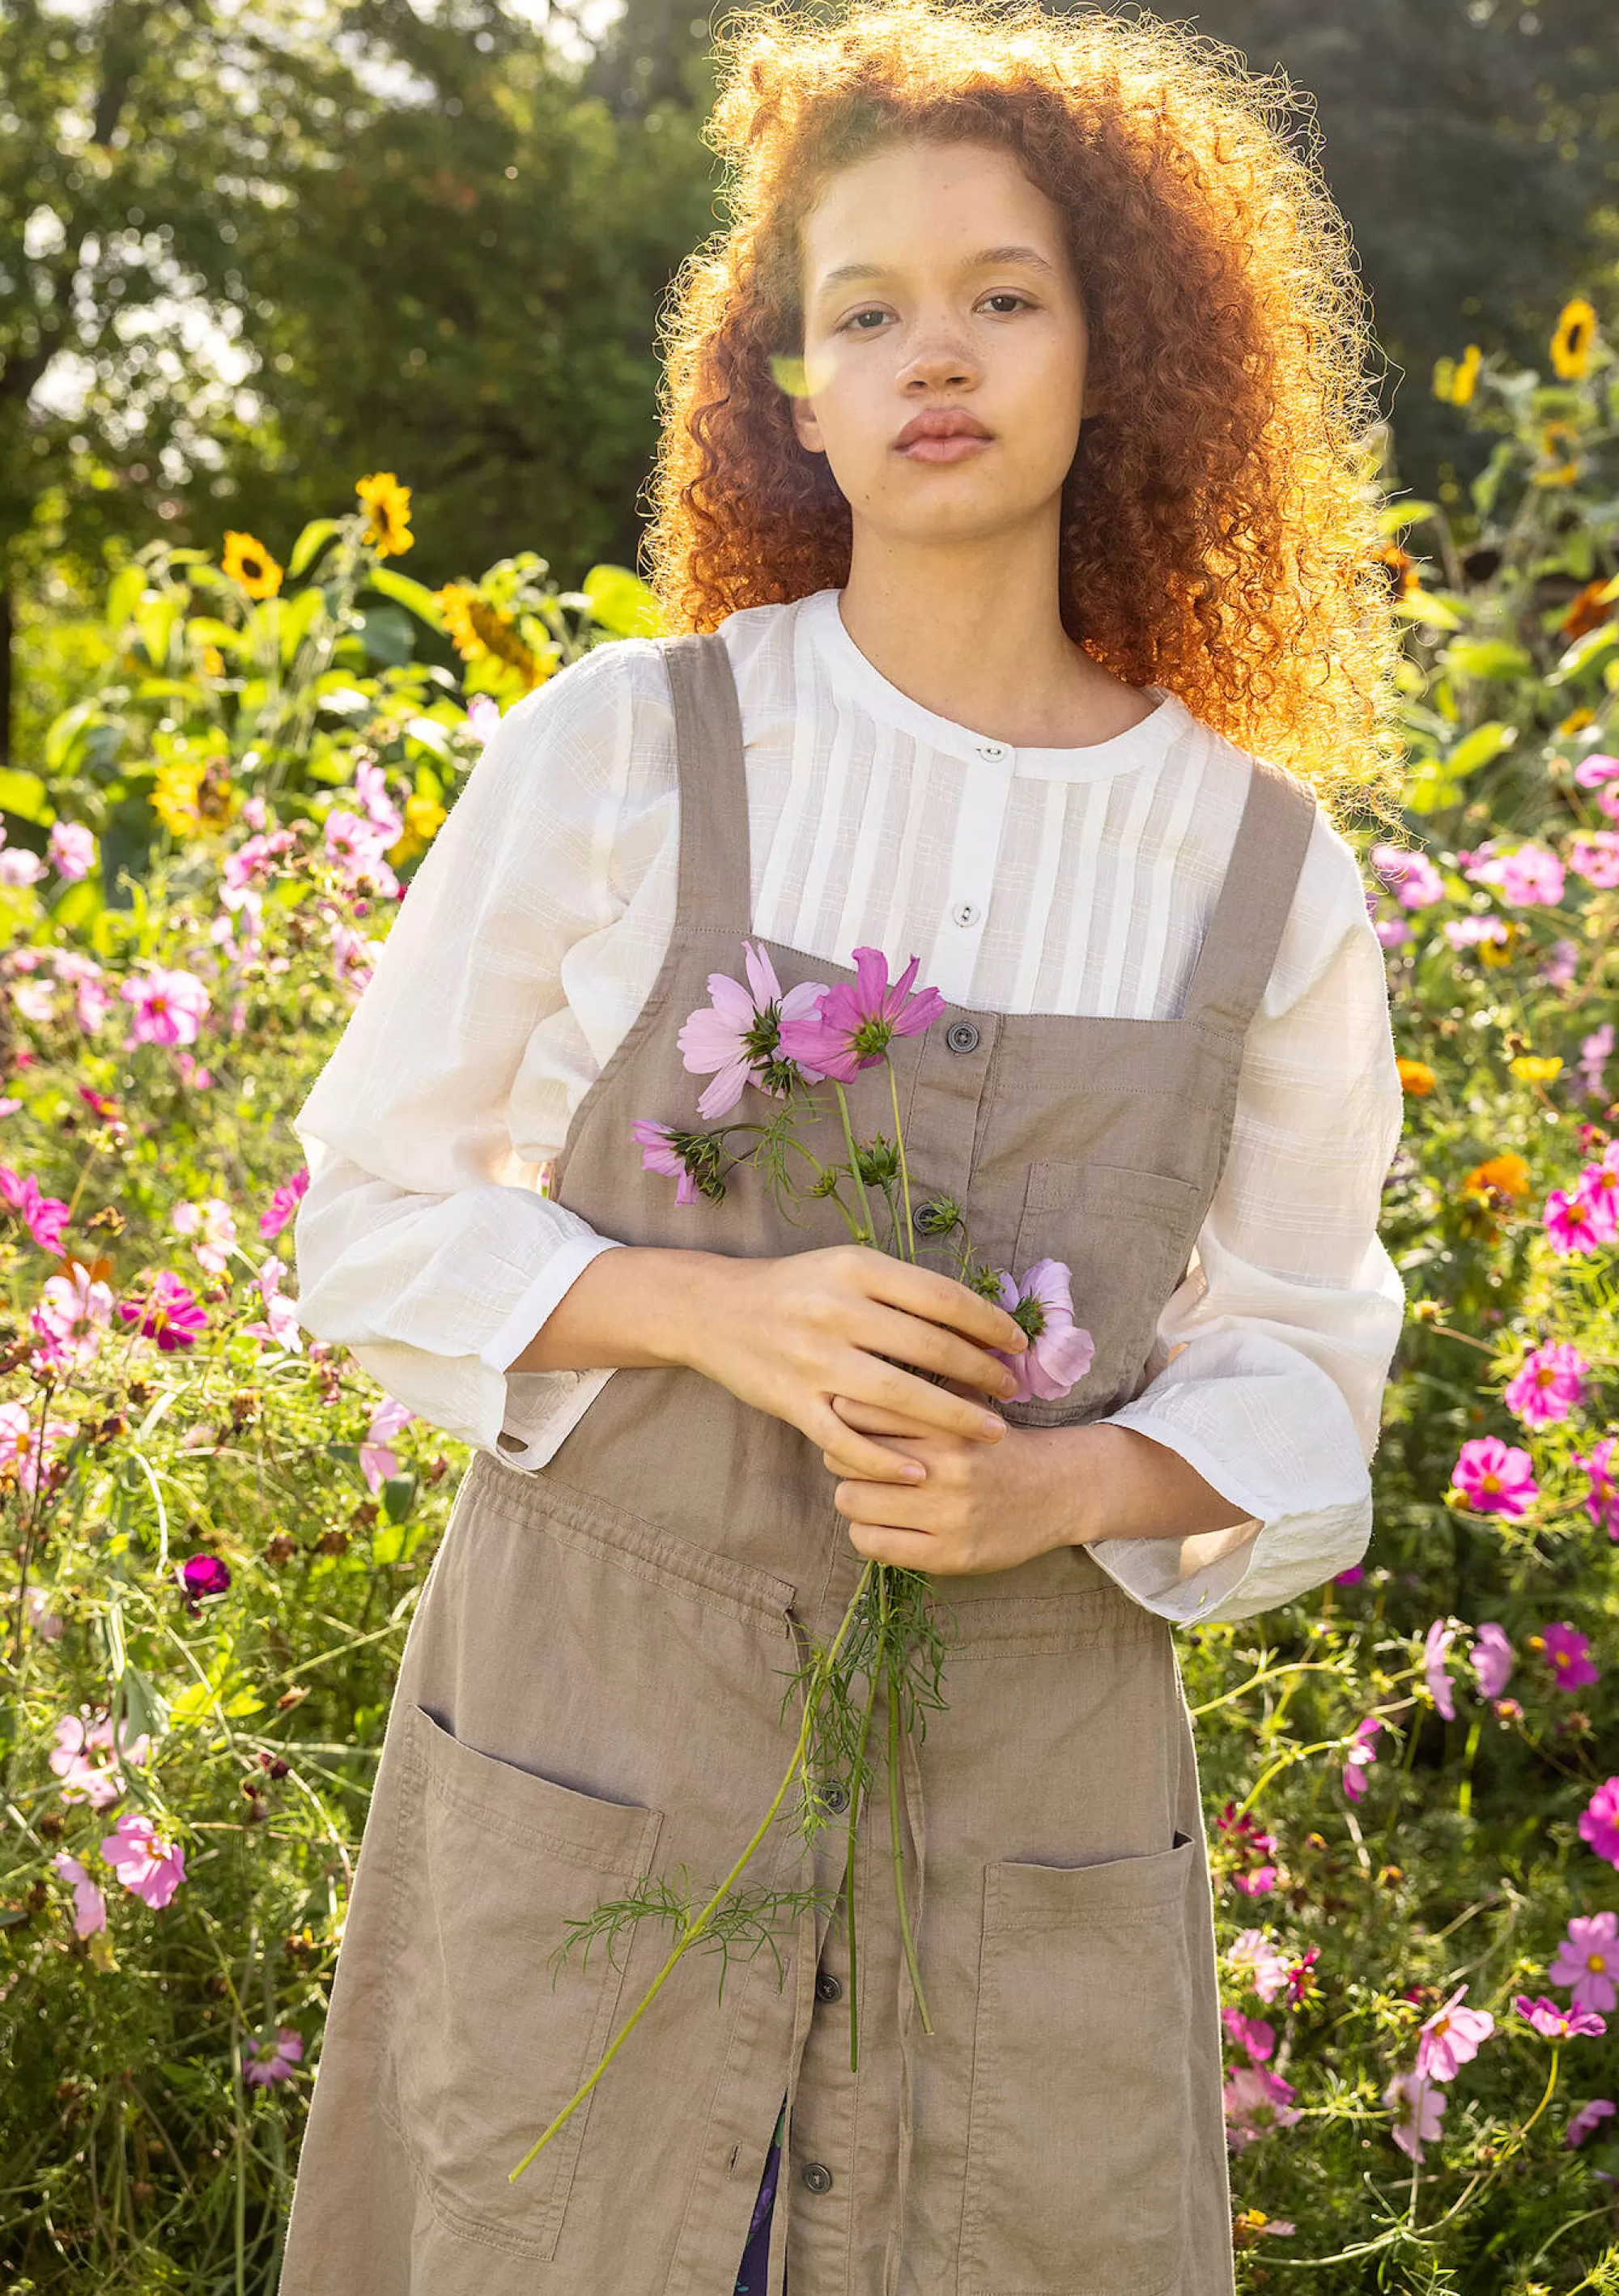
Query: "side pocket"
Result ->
[[958, 1832, 1196, 2296], [382, 1703, 664, 2260]]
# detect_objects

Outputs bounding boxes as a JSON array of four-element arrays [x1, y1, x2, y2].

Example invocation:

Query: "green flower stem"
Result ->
[[882, 1577, 933, 2035], [842, 1639, 886, 2075], [508, 1558, 879, 2184], [888, 1062, 916, 1262], [831, 1080, 879, 1245]]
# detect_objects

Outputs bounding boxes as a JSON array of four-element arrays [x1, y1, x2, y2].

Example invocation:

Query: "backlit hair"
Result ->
[[647, 0, 1406, 826]]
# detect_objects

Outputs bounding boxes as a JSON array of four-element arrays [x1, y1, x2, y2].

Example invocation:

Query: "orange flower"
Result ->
[[1460, 1152, 1531, 1205], [1372, 542, 1420, 598], [1397, 1058, 1436, 1096], [1561, 580, 1616, 642]]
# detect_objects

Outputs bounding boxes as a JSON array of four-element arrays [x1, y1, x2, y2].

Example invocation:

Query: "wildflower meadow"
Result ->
[[2, 305, 1619, 2293]]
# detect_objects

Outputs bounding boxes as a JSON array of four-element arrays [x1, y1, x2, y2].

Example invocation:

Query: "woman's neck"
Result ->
[[837, 530, 1155, 749]]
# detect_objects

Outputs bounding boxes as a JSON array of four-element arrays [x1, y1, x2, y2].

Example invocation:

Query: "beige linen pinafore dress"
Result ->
[[278, 631, 1317, 2296]]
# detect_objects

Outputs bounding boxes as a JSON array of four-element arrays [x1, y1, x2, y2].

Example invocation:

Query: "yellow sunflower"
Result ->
[[222, 530, 283, 599], [356, 472, 414, 556], [387, 791, 449, 870], [1509, 1053, 1563, 1084], [433, 582, 552, 691], [1432, 343, 1481, 406], [1532, 422, 1582, 489], [1550, 298, 1598, 381]]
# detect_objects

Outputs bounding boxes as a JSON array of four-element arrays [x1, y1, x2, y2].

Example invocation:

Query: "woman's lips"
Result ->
[[895, 434, 994, 463]]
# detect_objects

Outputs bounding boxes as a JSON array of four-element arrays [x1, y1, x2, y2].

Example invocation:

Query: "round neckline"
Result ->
[[797, 586, 1188, 780]]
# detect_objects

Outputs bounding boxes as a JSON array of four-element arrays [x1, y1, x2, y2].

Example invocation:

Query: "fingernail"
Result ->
[[979, 1414, 1002, 1437]]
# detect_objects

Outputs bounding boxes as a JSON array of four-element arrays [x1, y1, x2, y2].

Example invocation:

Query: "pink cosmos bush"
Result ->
[[1548, 1912, 1619, 2013], [100, 1813, 186, 1909], [1503, 1339, 1587, 1426], [1449, 1434, 1540, 1517], [1470, 1622, 1514, 1699], [1515, 1994, 1608, 2041], [1414, 1985, 1494, 2082]]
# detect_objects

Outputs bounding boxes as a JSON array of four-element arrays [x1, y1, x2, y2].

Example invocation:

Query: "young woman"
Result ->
[[278, 5, 1409, 2291]]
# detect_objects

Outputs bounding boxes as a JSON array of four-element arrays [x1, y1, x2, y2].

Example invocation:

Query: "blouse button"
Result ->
[[975, 740, 1009, 763], [945, 1021, 980, 1055], [815, 1969, 843, 2003], [801, 2162, 835, 2194], [950, 899, 979, 928], [820, 1779, 850, 1813]]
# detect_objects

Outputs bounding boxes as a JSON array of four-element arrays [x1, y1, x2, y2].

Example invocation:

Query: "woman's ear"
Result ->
[[791, 393, 826, 456]]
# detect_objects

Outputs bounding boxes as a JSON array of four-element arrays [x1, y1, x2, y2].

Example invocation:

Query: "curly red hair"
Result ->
[[646, 0, 1404, 825]]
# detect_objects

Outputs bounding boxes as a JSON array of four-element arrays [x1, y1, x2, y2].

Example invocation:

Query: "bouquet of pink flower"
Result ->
[[511, 942, 1094, 2182]]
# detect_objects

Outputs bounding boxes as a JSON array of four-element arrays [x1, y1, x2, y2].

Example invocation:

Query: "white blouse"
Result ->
[[291, 589, 1407, 1626]]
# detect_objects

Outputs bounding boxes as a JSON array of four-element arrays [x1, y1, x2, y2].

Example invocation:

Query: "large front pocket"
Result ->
[[958, 1831, 1196, 2296], [1003, 1160, 1203, 1427], [382, 1702, 664, 2260]]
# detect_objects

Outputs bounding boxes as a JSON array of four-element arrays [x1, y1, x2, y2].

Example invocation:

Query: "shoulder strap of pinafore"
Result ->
[[1179, 752, 1320, 1040], [660, 629, 750, 942]]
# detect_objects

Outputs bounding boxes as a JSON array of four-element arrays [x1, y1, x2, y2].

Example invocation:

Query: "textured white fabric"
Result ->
[[291, 588, 1406, 1624]]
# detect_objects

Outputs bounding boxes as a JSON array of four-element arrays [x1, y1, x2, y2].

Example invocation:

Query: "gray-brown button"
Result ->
[[945, 1020, 980, 1054], [815, 1969, 843, 2003], [801, 2161, 834, 2193], [821, 1779, 849, 1813]]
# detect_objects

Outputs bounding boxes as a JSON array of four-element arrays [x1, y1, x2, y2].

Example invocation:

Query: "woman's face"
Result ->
[[790, 136, 1090, 551]]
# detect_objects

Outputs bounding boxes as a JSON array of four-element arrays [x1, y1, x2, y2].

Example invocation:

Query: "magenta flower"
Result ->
[[1575, 752, 1619, 789], [1545, 1187, 1604, 1256], [1515, 1993, 1607, 2041], [1342, 1715, 1382, 1802], [360, 1393, 416, 1492], [322, 809, 399, 897], [631, 1116, 714, 1207], [120, 964, 210, 1048], [1533, 1622, 1600, 1693], [987, 1261, 1094, 1402], [1469, 1622, 1514, 1700], [1216, 1804, 1278, 1896], [1222, 2064, 1300, 2151], [776, 946, 945, 1084], [115, 1269, 208, 1351], [1466, 841, 1565, 906], [1549, 1913, 1619, 2013], [1285, 1948, 1321, 2005], [1222, 2007, 1276, 2063], [52, 1852, 107, 1938], [1334, 1563, 1366, 1587], [1423, 1620, 1457, 1720], [179, 1554, 232, 1600], [31, 1264, 113, 1371], [244, 2026, 305, 2086], [1449, 1435, 1539, 1518], [100, 1812, 185, 1908], [1575, 1155, 1619, 1243], [0, 1166, 71, 1254], [678, 940, 833, 1117], [1570, 831, 1619, 891], [259, 1164, 309, 1241], [49, 1709, 151, 1809], [1573, 1438, 1619, 1540], [0, 1401, 74, 1496], [1582, 1779, 1619, 1869], [1384, 2070, 1446, 2163], [48, 821, 97, 881], [1414, 1985, 1494, 2082], [1567, 2098, 1617, 2148], [1226, 1929, 1291, 2004], [1504, 1340, 1588, 1427], [1370, 844, 1445, 908]]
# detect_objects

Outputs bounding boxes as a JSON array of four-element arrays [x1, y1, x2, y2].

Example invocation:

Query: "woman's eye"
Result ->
[[982, 293, 1030, 316], [840, 306, 892, 333]]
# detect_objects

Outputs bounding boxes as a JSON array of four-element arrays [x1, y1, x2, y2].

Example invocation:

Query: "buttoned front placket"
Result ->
[[920, 738, 1013, 1006]]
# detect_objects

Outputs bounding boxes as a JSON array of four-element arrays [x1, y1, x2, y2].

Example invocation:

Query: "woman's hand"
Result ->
[[821, 1392, 1085, 1575], [682, 1244, 1028, 1483]]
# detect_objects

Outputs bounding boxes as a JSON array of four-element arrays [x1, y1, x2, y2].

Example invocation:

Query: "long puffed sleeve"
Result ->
[[287, 640, 670, 1466], [1084, 811, 1408, 1626]]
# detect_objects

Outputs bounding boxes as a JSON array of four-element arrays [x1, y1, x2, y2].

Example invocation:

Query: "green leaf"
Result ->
[[1379, 500, 1440, 534], [0, 767, 52, 825], [1393, 592, 1464, 633], [288, 517, 342, 578], [582, 563, 663, 638], [45, 699, 104, 773], [380, 1472, 417, 1524], [367, 568, 445, 631], [1445, 721, 1516, 776], [1547, 623, 1618, 687], [106, 565, 146, 633], [278, 582, 326, 665], [1445, 638, 1533, 681], [1406, 761, 1468, 814]]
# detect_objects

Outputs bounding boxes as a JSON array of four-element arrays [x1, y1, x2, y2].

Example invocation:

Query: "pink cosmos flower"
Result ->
[[1222, 2064, 1301, 2151], [1570, 831, 1619, 891], [243, 1254, 304, 1352], [1370, 844, 1445, 908], [1414, 1985, 1494, 2082], [1574, 753, 1619, 790], [1470, 1622, 1514, 1700], [776, 946, 945, 1084], [1342, 1715, 1382, 1802], [1449, 1435, 1539, 1518], [465, 695, 501, 749], [1466, 841, 1565, 906], [1545, 1186, 1604, 1256], [678, 940, 834, 1118], [31, 1264, 114, 1371], [1515, 1993, 1607, 2041], [323, 810, 400, 897], [115, 1269, 208, 1351], [121, 964, 209, 1048], [1572, 1438, 1619, 1539], [0, 844, 47, 887], [172, 1195, 238, 1275], [0, 1400, 74, 1495], [0, 1166, 71, 1253], [100, 1812, 185, 1909], [1582, 1779, 1619, 1869], [631, 1118, 703, 1207], [1285, 1948, 1321, 2005], [1549, 1913, 1619, 2013], [1424, 1620, 1457, 1720], [1374, 914, 1411, 950], [1574, 1153, 1619, 1243], [1216, 1804, 1278, 1897], [244, 2026, 305, 2086], [1567, 2098, 1617, 2148], [51, 1709, 151, 1809], [1534, 1622, 1600, 1692], [222, 828, 297, 906], [1222, 2007, 1276, 2062], [48, 822, 97, 881], [1384, 2070, 1446, 2163], [988, 1261, 1095, 1402], [1504, 1340, 1588, 1427], [353, 759, 405, 844], [1540, 938, 1581, 989], [52, 1852, 107, 1937], [360, 1394, 416, 1492], [330, 921, 382, 998], [1226, 1929, 1291, 2004], [1443, 914, 1510, 953], [259, 1165, 309, 1241]]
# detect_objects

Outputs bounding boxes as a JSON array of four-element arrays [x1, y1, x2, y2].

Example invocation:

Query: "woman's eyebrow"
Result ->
[[814, 244, 1058, 293]]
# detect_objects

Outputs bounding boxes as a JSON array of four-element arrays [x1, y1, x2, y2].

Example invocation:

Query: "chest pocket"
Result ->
[[1000, 1159, 1203, 1429]]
